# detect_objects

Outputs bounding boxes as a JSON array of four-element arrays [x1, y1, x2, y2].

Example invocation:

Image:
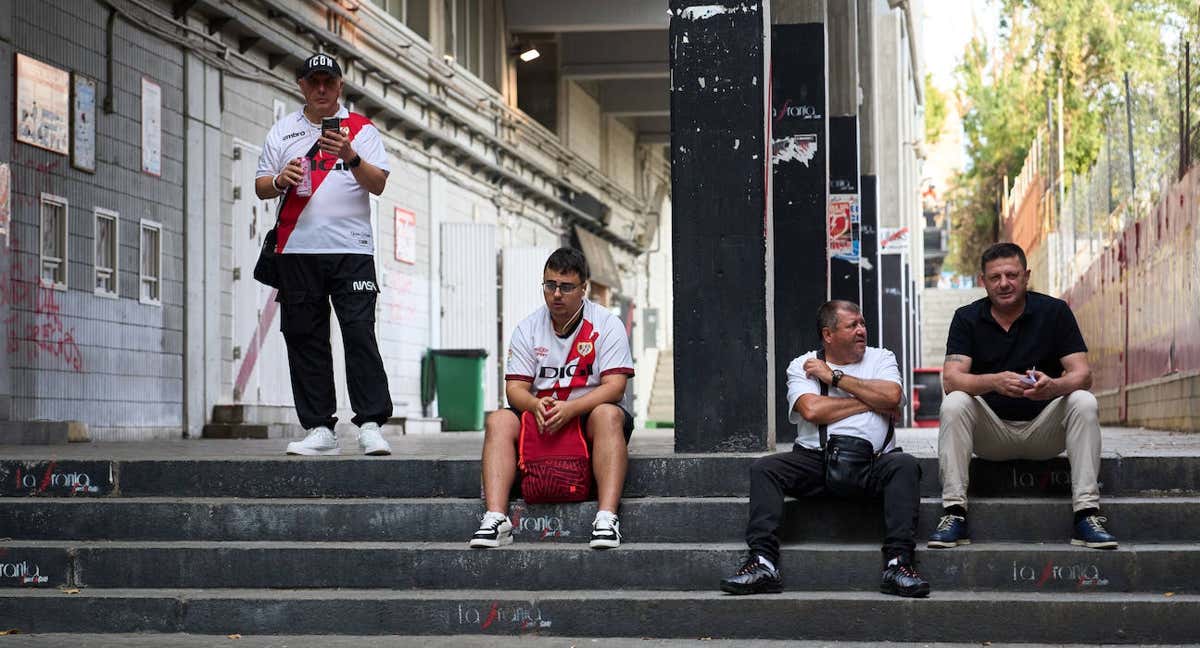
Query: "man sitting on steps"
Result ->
[[469, 247, 635, 550], [929, 242, 1117, 550], [720, 300, 930, 598]]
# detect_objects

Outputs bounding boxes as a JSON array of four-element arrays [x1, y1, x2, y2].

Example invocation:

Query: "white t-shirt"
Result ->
[[786, 346, 902, 452], [505, 299, 635, 412], [255, 104, 390, 254]]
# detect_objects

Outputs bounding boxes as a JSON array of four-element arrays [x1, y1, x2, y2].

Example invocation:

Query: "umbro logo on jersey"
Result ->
[[351, 280, 377, 292], [282, 131, 305, 140], [539, 363, 593, 379]]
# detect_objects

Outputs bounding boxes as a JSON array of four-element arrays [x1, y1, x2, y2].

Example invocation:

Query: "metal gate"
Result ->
[[230, 141, 293, 407], [441, 223, 499, 409]]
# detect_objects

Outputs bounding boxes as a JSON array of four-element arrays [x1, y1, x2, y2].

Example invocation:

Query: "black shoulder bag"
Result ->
[[817, 349, 895, 498], [254, 143, 320, 288]]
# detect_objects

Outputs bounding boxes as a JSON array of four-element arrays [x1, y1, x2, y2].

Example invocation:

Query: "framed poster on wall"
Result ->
[[72, 73, 97, 172], [394, 207, 416, 264], [15, 53, 70, 155], [141, 77, 162, 176]]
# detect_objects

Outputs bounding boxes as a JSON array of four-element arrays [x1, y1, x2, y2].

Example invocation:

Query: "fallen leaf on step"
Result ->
[[227, 634, 242, 640], [58, 587, 80, 594], [0, 629, 20, 635], [1164, 592, 1175, 597]]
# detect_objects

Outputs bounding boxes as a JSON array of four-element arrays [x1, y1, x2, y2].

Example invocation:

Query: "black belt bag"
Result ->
[[815, 349, 895, 498]]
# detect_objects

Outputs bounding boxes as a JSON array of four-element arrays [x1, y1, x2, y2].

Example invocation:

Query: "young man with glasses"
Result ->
[[469, 247, 635, 550]]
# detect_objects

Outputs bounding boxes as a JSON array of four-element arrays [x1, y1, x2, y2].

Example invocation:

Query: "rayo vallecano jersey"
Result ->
[[255, 104, 390, 254], [505, 299, 635, 411]]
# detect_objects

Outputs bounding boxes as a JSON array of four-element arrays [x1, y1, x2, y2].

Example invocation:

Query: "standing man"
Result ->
[[254, 53, 393, 457], [720, 301, 930, 598], [469, 248, 635, 550], [929, 242, 1117, 549]]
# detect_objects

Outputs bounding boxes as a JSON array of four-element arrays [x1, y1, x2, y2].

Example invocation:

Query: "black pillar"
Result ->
[[771, 22, 828, 444], [670, 0, 770, 452], [860, 175, 879, 347], [829, 116, 861, 303]]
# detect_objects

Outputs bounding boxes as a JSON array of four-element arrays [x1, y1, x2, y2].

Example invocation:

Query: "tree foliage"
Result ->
[[947, 0, 1196, 274], [924, 73, 948, 145]]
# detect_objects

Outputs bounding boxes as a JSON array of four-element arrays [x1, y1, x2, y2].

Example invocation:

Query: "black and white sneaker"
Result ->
[[468, 511, 512, 548], [590, 511, 621, 549]]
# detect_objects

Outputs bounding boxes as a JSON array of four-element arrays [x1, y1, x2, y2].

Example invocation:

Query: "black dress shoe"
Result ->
[[880, 556, 930, 598], [720, 556, 783, 595]]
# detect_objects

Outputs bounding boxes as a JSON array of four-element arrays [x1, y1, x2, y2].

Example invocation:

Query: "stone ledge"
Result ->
[[0, 421, 88, 445]]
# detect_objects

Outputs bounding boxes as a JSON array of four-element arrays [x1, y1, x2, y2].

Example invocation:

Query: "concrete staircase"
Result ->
[[1, 446, 1199, 641], [646, 349, 674, 425]]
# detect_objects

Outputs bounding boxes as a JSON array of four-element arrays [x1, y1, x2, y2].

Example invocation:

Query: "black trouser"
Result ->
[[745, 446, 921, 567], [276, 253, 391, 430]]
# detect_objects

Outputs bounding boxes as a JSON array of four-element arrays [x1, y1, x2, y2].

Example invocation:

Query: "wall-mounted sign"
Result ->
[[0, 163, 11, 246], [15, 54, 70, 155], [72, 73, 97, 172], [141, 77, 161, 176], [828, 193, 860, 262], [394, 207, 416, 264]]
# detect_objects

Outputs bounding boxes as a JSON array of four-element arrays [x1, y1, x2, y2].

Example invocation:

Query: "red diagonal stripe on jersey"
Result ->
[[275, 113, 374, 252], [537, 320, 597, 401]]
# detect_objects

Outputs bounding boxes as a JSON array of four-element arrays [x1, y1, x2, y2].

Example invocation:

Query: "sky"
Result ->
[[919, 0, 1001, 193]]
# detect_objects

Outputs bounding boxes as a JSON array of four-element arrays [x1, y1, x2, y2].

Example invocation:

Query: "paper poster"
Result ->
[[72, 73, 97, 172], [879, 226, 910, 254], [394, 207, 416, 264], [16, 54, 70, 155], [0, 163, 10, 246], [828, 193, 860, 261], [141, 77, 162, 176]]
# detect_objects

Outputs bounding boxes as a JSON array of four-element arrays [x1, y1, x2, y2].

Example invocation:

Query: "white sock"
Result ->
[[757, 555, 776, 572], [595, 509, 617, 520]]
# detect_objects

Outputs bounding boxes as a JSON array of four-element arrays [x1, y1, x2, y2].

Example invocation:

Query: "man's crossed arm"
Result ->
[[794, 358, 903, 425]]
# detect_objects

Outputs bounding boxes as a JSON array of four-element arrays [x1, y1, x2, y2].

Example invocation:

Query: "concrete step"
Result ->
[[0, 497, 1194, 543], [2, 455, 1197, 498], [4, 540, 1195, 593], [1, 588, 1197, 642]]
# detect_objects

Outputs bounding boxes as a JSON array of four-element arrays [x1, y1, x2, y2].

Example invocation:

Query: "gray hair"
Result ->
[[816, 300, 861, 335]]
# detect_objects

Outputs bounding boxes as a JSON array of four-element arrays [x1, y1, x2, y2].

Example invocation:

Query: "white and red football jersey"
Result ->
[[505, 299, 635, 411], [255, 104, 390, 254]]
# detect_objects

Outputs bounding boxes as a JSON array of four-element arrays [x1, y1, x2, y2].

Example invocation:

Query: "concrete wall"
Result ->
[[6, 1, 186, 439], [2, 0, 667, 437]]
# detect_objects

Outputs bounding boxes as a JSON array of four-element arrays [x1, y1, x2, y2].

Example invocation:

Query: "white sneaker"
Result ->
[[469, 511, 513, 548], [590, 510, 621, 550], [357, 422, 392, 456], [285, 427, 340, 456]]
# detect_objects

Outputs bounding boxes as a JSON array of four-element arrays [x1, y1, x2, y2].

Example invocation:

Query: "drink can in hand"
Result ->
[[295, 157, 312, 197]]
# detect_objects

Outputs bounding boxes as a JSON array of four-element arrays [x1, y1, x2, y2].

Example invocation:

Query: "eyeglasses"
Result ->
[[542, 280, 581, 294]]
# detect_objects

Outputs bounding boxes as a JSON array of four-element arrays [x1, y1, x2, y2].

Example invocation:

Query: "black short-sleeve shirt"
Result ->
[[945, 291, 1088, 421]]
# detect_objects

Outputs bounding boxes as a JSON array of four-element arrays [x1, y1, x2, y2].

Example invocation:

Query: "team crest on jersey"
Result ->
[[576, 341, 594, 356]]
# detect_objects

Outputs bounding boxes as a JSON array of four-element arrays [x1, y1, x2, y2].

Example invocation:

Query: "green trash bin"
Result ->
[[429, 348, 489, 431]]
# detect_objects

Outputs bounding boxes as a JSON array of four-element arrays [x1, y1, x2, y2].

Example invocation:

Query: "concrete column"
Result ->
[[670, 1, 772, 452]]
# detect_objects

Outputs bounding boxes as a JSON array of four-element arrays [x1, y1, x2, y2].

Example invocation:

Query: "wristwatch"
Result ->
[[831, 369, 845, 388], [347, 154, 362, 168]]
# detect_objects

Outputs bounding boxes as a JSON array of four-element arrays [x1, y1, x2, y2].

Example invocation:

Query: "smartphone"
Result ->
[[321, 117, 341, 132]]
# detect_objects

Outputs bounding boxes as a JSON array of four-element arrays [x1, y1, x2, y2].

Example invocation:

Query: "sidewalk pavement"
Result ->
[[0, 426, 1195, 460]]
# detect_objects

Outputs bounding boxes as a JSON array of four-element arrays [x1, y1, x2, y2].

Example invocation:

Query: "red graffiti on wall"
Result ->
[[0, 239, 85, 372]]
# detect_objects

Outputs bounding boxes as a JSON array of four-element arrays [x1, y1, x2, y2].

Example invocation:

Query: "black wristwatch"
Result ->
[[347, 154, 362, 168], [831, 369, 845, 388]]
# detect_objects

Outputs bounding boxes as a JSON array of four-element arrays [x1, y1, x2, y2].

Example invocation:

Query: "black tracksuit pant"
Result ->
[[745, 446, 921, 566], [276, 253, 392, 430]]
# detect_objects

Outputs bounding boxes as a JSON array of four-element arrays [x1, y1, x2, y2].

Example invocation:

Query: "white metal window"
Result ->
[[39, 193, 69, 290], [94, 208, 119, 298], [139, 219, 162, 305], [370, 0, 430, 39], [443, 0, 482, 76]]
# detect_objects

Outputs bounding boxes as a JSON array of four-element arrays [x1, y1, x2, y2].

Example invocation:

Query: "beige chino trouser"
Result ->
[[938, 390, 1101, 512]]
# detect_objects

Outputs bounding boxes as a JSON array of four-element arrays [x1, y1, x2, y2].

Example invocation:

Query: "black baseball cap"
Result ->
[[297, 53, 342, 80]]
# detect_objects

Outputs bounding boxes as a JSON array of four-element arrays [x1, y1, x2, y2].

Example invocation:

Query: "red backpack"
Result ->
[[517, 411, 592, 503], [517, 320, 599, 503]]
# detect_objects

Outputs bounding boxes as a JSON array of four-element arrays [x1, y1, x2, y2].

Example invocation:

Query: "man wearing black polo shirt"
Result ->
[[929, 243, 1117, 550]]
